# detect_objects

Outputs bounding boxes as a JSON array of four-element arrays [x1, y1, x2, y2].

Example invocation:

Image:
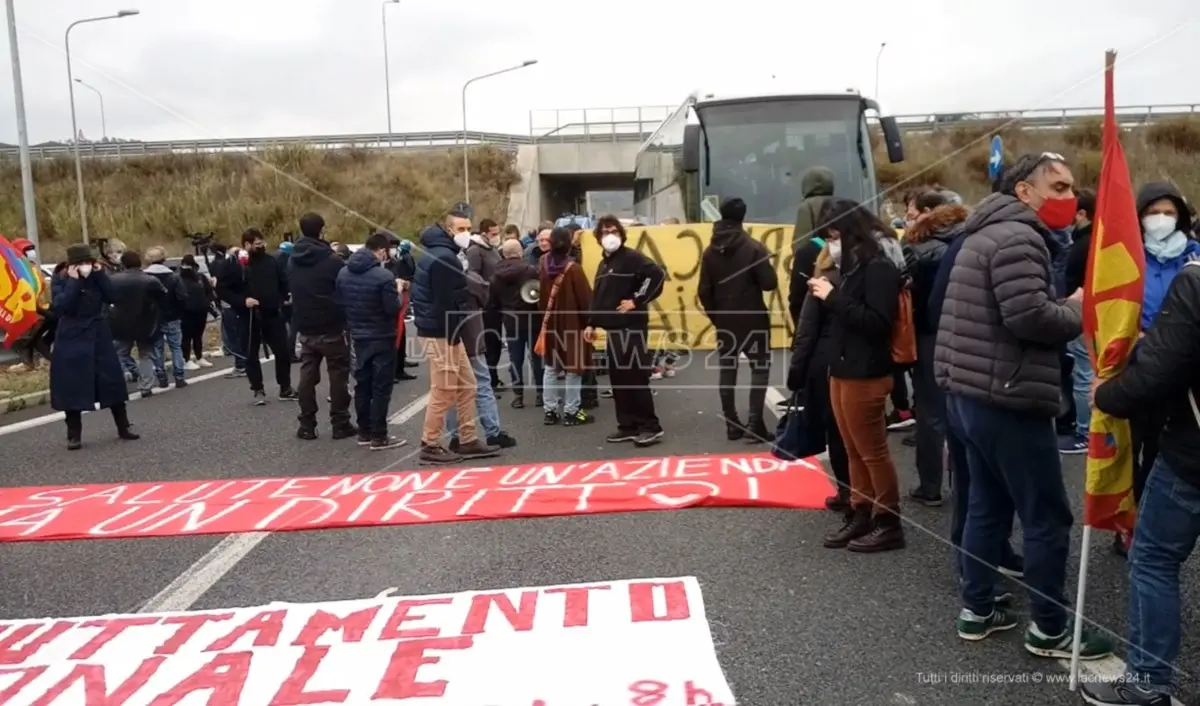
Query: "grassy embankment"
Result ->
[[873, 116, 1200, 201], [0, 145, 520, 259]]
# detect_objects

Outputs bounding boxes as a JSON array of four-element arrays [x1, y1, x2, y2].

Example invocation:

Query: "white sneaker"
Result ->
[[197, 358, 213, 368], [184, 361, 200, 371]]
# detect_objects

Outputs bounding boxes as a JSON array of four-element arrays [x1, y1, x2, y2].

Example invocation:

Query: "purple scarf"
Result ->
[[544, 251, 570, 277]]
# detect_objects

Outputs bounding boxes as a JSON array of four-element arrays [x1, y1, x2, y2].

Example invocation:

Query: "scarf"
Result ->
[[544, 251, 570, 277]]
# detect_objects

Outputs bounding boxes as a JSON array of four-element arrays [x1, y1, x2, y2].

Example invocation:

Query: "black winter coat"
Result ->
[[144, 264, 188, 323], [491, 257, 539, 334], [826, 249, 901, 380], [410, 225, 467, 341], [108, 268, 168, 342], [788, 248, 840, 391], [934, 193, 1082, 417], [698, 220, 778, 351], [49, 272, 129, 412], [1096, 262, 1200, 489], [287, 236, 346, 336]]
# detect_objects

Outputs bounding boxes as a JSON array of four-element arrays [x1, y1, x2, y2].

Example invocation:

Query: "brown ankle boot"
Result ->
[[823, 506, 871, 548], [848, 513, 906, 553]]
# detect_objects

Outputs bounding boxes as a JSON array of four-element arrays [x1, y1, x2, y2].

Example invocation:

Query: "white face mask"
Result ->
[[828, 240, 842, 264], [77, 264, 93, 277], [1142, 213, 1177, 242], [601, 234, 622, 253], [23, 249, 35, 260], [388, 247, 398, 259], [453, 233, 471, 250]]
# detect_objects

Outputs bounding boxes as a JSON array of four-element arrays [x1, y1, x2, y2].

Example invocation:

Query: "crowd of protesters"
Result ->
[[11, 147, 1200, 703], [777, 154, 1200, 706]]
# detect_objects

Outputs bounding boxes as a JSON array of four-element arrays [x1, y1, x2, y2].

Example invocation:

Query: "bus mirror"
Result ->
[[879, 116, 905, 163], [682, 125, 701, 173]]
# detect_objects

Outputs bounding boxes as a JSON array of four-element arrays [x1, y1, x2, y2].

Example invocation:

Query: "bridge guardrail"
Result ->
[[2, 104, 1197, 161]]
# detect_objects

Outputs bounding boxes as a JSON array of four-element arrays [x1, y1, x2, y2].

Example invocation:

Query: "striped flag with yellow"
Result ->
[[1081, 51, 1143, 532]]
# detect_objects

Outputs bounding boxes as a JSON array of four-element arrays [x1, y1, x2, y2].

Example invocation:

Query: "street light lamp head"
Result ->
[[522, 60, 538, 67], [117, 9, 140, 17]]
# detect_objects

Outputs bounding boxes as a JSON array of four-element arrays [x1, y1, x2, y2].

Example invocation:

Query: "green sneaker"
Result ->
[[1024, 621, 1115, 660], [957, 607, 1018, 641]]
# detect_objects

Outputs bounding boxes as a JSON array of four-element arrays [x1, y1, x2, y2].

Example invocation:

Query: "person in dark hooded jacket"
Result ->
[[901, 191, 969, 506], [235, 229, 296, 405], [491, 239, 542, 408], [50, 244, 140, 450], [143, 246, 190, 389], [290, 212, 356, 441], [789, 166, 835, 327], [698, 197, 778, 441], [109, 250, 168, 397], [589, 215, 667, 447], [336, 233, 404, 450], [410, 209, 498, 464]]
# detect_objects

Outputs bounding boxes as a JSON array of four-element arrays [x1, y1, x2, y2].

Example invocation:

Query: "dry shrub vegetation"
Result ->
[[0, 145, 518, 258], [873, 115, 1200, 204]]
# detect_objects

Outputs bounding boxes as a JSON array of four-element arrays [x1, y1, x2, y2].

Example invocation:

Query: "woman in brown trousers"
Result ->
[[805, 197, 907, 553], [539, 226, 595, 426]]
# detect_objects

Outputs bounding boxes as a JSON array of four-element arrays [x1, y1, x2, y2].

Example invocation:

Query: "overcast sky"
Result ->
[[0, 0, 1195, 144]]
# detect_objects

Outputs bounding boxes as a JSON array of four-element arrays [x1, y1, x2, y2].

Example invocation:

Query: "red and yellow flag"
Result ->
[[1081, 51, 1143, 532]]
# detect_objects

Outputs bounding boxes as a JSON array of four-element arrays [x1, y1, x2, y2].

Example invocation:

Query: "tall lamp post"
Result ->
[[380, 0, 399, 137], [74, 78, 106, 139], [5, 0, 39, 260], [874, 42, 887, 101], [461, 59, 537, 204], [66, 9, 139, 245]]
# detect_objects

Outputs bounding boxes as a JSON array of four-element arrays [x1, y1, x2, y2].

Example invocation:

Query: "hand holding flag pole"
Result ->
[[1069, 48, 1145, 691]]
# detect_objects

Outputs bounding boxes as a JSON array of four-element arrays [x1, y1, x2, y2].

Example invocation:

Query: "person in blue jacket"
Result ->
[[1120, 182, 1200, 550], [49, 244, 139, 450], [335, 232, 405, 451]]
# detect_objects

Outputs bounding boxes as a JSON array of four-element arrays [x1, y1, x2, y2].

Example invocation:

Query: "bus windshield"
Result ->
[[696, 98, 870, 224]]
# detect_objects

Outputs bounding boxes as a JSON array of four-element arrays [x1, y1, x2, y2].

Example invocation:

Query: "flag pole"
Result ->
[[1068, 48, 1120, 692]]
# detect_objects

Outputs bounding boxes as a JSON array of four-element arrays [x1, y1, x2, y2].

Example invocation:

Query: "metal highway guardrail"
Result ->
[[1, 103, 1197, 161]]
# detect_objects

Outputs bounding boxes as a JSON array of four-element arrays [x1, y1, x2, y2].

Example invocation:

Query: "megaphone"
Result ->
[[520, 279, 540, 305]]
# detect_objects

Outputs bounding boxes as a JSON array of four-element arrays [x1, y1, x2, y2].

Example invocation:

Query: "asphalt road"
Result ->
[[1, 351, 1197, 705]]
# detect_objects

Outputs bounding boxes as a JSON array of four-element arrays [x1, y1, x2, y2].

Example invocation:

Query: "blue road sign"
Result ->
[[988, 136, 1004, 181]]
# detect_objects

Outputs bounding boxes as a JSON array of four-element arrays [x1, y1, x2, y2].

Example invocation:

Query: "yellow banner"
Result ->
[[578, 223, 796, 351]]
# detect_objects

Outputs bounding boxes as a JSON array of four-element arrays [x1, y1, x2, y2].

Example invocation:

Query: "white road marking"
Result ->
[[132, 392, 431, 613], [0, 363, 246, 437]]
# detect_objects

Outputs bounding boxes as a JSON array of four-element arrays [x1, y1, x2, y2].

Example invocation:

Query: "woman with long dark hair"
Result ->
[[539, 226, 594, 426], [807, 197, 906, 553]]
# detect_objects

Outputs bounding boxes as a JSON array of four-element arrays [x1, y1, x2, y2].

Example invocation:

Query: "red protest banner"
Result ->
[[0, 577, 737, 705], [0, 452, 831, 542]]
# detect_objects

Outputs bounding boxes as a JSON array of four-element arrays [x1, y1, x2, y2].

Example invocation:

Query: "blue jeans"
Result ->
[[447, 354, 501, 441], [1067, 336, 1092, 437], [220, 308, 246, 371], [352, 339, 397, 438], [152, 319, 186, 382], [115, 340, 155, 393], [948, 424, 1021, 581], [506, 328, 544, 392], [947, 394, 1074, 631], [1126, 456, 1200, 689], [543, 366, 581, 414]]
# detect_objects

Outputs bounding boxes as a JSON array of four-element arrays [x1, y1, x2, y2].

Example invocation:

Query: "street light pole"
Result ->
[[74, 79, 106, 139], [874, 42, 887, 101], [461, 59, 537, 204], [5, 0, 39, 260], [66, 9, 139, 245], [380, 0, 399, 138]]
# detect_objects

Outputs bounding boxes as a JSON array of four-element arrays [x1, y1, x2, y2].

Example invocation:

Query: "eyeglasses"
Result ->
[[1040, 152, 1066, 162]]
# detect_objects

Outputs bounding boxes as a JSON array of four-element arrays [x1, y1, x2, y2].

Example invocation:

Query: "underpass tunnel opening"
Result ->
[[539, 174, 634, 222]]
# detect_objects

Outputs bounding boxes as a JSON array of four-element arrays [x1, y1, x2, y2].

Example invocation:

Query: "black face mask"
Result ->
[[250, 246, 266, 257]]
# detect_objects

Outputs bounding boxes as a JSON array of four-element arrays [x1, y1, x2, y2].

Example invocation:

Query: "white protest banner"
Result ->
[[0, 577, 736, 705]]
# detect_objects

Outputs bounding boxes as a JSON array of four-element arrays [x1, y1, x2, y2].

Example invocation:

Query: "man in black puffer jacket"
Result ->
[[289, 212, 354, 441], [934, 153, 1112, 661], [901, 191, 968, 505], [698, 197, 778, 441]]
